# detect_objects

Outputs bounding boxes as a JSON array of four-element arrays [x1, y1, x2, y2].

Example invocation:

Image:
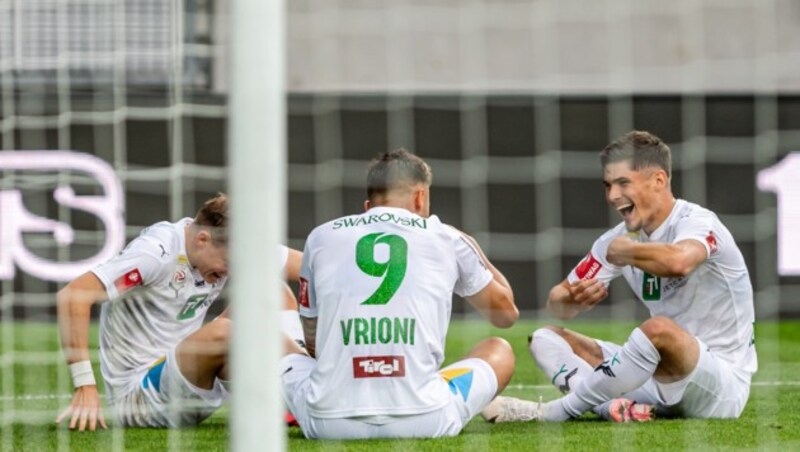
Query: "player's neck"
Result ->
[[368, 202, 417, 214], [644, 195, 677, 235], [366, 196, 419, 216], [184, 226, 198, 268]]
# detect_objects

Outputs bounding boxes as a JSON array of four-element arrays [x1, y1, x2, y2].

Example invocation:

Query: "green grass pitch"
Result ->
[[3, 319, 800, 450]]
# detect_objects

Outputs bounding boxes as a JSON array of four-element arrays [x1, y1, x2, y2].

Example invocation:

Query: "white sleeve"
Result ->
[[567, 231, 623, 285], [91, 236, 168, 300], [298, 235, 317, 318], [673, 210, 719, 260], [453, 235, 494, 298]]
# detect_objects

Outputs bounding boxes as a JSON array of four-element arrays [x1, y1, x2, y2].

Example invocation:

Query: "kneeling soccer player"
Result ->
[[56, 193, 305, 430], [281, 149, 519, 439]]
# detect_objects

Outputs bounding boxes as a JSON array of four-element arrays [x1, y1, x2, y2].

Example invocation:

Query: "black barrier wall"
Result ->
[[1, 93, 799, 318]]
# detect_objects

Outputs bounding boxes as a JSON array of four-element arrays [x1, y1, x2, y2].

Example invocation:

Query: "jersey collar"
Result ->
[[642, 199, 684, 242]]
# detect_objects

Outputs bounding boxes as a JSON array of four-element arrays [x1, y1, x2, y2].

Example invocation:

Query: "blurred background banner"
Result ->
[[1, 0, 799, 320]]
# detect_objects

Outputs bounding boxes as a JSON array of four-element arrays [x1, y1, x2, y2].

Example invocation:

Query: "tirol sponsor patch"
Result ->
[[353, 355, 405, 378], [575, 253, 603, 280], [706, 231, 719, 255], [114, 268, 143, 293], [298, 277, 310, 308], [642, 272, 661, 301]]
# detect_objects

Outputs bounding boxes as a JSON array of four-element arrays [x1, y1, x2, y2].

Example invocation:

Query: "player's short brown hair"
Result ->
[[367, 148, 432, 202], [600, 130, 672, 180], [194, 193, 228, 245]]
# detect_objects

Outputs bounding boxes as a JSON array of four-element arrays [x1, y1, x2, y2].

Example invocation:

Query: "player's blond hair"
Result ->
[[600, 130, 672, 181], [367, 148, 432, 203], [194, 193, 228, 245]]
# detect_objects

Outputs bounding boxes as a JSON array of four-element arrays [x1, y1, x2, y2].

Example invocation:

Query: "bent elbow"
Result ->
[[491, 312, 518, 329], [491, 291, 518, 329], [668, 260, 694, 278]]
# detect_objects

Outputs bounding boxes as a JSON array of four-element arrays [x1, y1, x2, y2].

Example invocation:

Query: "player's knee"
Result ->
[[529, 325, 562, 346], [529, 327, 558, 360], [478, 336, 515, 366], [639, 316, 680, 346], [480, 336, 514, 390], [490, 336, 513, 357], [207, 317, 232, 347]]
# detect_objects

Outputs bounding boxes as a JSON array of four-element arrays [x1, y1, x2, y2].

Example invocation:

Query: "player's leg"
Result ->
[[482, 328, 600, 424], [462, 336, 515, 394], [174, 316, 231, 390], [530, 326, 659, 421], [425, 337, 510, 428], [279, 347, 317, 437], [529, 326, 602, 394], [644, 317, 700, 383], [176, 284, 304, 391], [657, 338, 751, 419], [546, 316, 699, 421]]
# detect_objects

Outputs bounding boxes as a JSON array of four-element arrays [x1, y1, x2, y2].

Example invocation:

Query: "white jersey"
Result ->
[[299, 206, 493, 418], [92, 219, 228, 400], [568, 199, 757, 376]]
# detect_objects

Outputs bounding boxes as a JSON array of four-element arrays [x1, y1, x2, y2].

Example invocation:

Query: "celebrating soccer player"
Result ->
[[280, 149, 519, 439], [56, 193, 304, 430], [483, 131, 757, 423]]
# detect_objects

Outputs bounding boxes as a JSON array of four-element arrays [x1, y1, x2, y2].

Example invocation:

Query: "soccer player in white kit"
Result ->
[[55, 194, 304, 430], [484, 131, 757, 423], [280, 149, 520, 439]]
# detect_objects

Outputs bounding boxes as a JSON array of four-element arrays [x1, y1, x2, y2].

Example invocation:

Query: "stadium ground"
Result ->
[[3, 319, 799, 451]]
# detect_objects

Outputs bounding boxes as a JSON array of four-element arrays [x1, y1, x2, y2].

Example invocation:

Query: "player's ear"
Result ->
[[364, 199, 371, 211], [655, 168, 669, 189], [196, 228, 212, 247], [413, 188, 425, 213]]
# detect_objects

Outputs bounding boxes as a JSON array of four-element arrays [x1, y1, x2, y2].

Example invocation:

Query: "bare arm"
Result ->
[[546, 278, 608, 320], [606, 237, 707, 278], [285, 248, 302, 282], [460, 234, 518, 329], [300, 316, 317, 358], [55, 272, 110, 431]]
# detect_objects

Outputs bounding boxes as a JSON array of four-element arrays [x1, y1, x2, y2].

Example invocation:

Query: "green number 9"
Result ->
[[356, 233, 407, 305]]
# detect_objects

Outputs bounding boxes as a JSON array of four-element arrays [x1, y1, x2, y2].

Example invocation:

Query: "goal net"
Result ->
[[1, 0, 799, 449]]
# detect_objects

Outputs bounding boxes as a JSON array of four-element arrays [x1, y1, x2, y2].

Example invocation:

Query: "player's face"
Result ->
[[194, 232, 229, 284], [603, 161, 667, 234]]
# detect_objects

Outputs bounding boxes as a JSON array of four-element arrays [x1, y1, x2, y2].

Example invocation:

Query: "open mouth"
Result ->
[[617, 203, 635, 218]]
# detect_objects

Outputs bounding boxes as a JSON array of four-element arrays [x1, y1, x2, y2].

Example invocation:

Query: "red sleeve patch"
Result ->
[[298, 277, 310, 308], [575, 253, 603, 280], [706, 231, 719, 255], [114, 268, 143, 294]]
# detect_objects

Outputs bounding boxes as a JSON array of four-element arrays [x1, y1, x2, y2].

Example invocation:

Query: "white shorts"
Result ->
[[596, 337, 751, 418], [106, 347, 228, 427], [280, 354, 498, 439]]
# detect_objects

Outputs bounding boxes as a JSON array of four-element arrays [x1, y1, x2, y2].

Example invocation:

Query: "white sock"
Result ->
[[546, 328, 660, 421], [280, 310, 304, 344], [529, 328, 594, 394]]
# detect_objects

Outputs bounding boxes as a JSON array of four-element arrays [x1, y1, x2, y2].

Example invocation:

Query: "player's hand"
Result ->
[[56, 385, 107, 431], [606, 236, 635, 267], [566, 278, 608, 312]]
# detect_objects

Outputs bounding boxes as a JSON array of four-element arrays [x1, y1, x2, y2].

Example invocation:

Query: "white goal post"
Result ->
[[229, 0, 286, 451]]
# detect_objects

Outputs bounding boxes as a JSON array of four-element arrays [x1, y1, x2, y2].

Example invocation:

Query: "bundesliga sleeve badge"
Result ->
[[706, 231, 719, 255], [115, 268, 143, 294], [298, 277, 310, 308], [575, 253, 603, 280]]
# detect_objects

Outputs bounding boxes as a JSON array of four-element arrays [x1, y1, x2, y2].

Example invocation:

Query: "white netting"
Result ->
[[1, 0, 799, 449]]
